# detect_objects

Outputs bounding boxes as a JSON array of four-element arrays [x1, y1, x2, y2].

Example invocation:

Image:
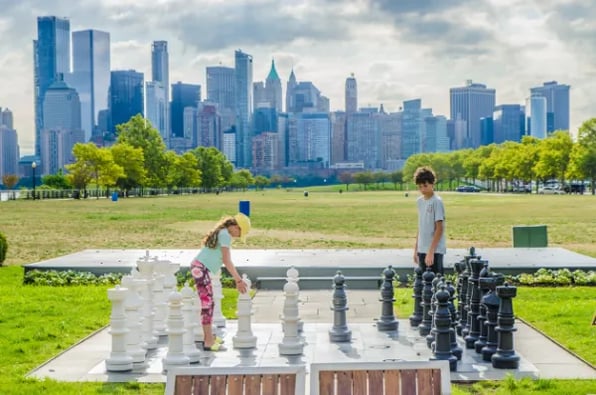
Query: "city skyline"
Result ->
[[0, 0, 594, 156]]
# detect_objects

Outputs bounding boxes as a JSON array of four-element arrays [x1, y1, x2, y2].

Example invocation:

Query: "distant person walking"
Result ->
[[190, 213, 251, 351], [413, 166, 446, 275]]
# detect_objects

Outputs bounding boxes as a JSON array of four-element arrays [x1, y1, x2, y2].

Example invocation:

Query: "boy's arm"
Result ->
[[427, 220, 444, 256]]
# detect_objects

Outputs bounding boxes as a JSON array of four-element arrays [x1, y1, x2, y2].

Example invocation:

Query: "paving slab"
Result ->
[[27, 290, 595, 386]]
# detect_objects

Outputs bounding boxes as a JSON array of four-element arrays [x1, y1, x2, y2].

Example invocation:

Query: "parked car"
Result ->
[[538, 186, 565, 195], [456, 185, 481, 192]]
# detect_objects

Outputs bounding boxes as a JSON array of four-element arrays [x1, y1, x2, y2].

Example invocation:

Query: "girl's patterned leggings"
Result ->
[[190, 259, 214, 325]]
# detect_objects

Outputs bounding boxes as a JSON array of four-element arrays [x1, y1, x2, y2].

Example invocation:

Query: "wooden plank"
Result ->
[[262, 374, 279, 395], [245, 374, 261, 395], [384, 369, 400, 395], [194, 376, 209, 395], [336, 370, 353, 394], [209, 375, 226, 395], [174, 375, 192, 395], [368, 370, 383, 395], [279, 373, 297, 395], [319, 371, 336, 395], [226, 374, 244, 395], [352, 370, 367, 395], [400, 369, 416, 395], [431, 368, 442, 395], [417, 369, 434, 395]]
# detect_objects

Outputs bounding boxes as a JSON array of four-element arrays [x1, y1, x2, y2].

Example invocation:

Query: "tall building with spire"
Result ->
[[264, 59, 282, 113], [286, 69, 297, 113], [34, 16, 71, 157], [345, 74, 357, 114]]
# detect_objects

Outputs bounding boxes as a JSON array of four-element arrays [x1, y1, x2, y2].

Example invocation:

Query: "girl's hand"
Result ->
[[235, 278, 247, 294]]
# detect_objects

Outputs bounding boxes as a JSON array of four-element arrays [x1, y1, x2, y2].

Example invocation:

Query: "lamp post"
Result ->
[[31, 161, 36, 200]]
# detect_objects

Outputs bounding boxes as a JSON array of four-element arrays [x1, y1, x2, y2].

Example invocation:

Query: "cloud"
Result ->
[[0, 0, 593, 156]]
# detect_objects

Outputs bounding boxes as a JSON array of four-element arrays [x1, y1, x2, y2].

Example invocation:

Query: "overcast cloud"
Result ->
[[0, 0, 594, 155]]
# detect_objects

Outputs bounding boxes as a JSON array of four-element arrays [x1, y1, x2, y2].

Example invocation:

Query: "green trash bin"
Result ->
[[512, 225, 548, 247]]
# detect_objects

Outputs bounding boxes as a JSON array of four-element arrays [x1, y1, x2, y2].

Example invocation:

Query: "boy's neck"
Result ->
[[423, 191, 435, 200]]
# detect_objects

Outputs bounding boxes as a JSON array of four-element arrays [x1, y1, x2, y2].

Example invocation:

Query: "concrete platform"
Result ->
[[27, 290, 596, 385], [23, 247, 596, 282]]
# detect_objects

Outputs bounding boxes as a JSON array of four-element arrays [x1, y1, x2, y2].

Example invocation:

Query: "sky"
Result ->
[[1, 0, 595, 156]]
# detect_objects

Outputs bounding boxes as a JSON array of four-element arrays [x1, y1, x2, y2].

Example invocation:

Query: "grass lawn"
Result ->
[[0, 189, 595, 394]]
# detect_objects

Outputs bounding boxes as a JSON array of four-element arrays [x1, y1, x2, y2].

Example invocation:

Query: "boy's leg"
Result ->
[[433, 253, 444, 275]]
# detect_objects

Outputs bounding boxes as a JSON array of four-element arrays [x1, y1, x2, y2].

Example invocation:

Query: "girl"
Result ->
[[190, 213, 250, 351]]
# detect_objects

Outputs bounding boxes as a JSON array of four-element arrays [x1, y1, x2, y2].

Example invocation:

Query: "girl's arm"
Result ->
[[221, 246, 247, 293]]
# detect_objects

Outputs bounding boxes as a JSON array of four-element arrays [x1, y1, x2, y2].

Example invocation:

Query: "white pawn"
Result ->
[[162, 291, 190, 370], [180, 283, 202, 363], [211, 270, 226, 328], [279, 280, 304, 355], [193, 287, 205, 343], [232, 274, 257, 349], [121, 275, 147, 364], [286, 266, 304, 332], [106, 285, 133, 372]]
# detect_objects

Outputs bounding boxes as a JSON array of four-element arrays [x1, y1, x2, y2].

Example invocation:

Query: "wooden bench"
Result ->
[[310, 361, 451, 395], [164, 365, 306, 395]]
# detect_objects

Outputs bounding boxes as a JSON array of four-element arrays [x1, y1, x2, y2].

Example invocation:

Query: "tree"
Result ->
[[389, 170, 403, 190], [338, 172, 353, 191], [111, 142, 147, 195], [230, 169, 254, 191], [166, 151, 201, 190], [353, 171, 374, 190], [67, 143, 124, 198], [254, 175, 270, 190], [534, 131, 573, 184], [116, 115, 167, 188], [42, 170, 71, 189], [568, 118, 596, 194], [2, 174, 19, 200], [192, 146, 231, 191]]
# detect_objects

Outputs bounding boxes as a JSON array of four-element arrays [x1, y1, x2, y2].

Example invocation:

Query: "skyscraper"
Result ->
[[41, 75, 83, 175], [530, 81, 570, 132], [527, 94, 547, 139], [235, 50, 253, 168], [286, 69, 297, 113], [68, 29, 110, 142], [151, 41, 169, 139], [450, 80, 496, 148], [0, 108, 19, 181], [109, 70, 144, 133], [145, 81, 166, 139], [345, 74, 358, 114], [264, 59, 282, 113], [33, 16, 71, 156], [170, 82, 201, 138], [493, 104, 525, 143], [206, 66, 235, 111]]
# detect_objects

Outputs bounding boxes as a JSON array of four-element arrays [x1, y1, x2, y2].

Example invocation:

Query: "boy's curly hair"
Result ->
[[413, 166, 437, 185]]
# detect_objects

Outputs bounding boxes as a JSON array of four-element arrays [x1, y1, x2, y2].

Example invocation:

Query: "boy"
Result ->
[[413, 166, 446, 275]]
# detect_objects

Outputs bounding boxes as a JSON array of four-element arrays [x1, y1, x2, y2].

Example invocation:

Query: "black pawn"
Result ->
[[446, 281, 463, 360], [329, 271, 352, 342], [430, 284, 458, 371], [464, 259, 484, 348], [481, 275, 504, 362], [377, 266, 399, 331], [418, 268, 435, 336], [492, 283, 520, 369], [409, 266, 424, 327]]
